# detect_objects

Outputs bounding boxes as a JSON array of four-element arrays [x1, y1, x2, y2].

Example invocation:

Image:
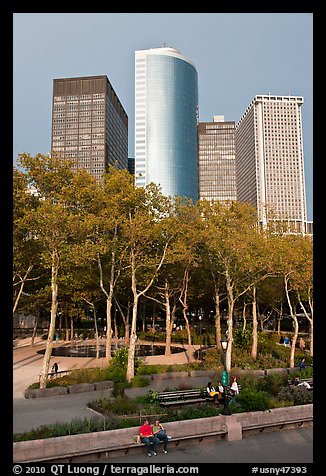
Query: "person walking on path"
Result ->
[[51, 362, 59, 376], [299, 357, 306, 371], [152, 419, 170, 454], [139, 419, 160, 457]]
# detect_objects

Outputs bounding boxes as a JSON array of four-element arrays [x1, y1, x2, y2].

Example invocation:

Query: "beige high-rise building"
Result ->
[[198, 115, 237, 203], [236, 94, 308, 234]]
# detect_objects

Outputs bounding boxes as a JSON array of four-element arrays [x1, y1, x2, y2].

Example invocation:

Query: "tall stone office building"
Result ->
[[198, 116, 237, 202], [236, 94, 308, 234], [51, 75, 128, 182], [134, 46, 199, 202]]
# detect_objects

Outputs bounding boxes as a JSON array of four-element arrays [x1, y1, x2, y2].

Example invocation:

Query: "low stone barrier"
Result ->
[[150, 371, 189, 380], [13, 405, 312, 463], [236, 404, 313, 432], [24, 387, 68, 398], [24, 380, 113, 399], [265, 368, 288, 376]]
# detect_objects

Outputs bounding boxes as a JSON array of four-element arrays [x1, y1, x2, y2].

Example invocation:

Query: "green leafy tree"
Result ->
[[17, 154, 93, 388], [121, 183, 172, 382], [198, 200, 270, 370], [270, 234, 312, 367]]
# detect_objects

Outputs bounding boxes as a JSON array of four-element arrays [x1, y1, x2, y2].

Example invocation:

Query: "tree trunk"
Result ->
[[39, 250, 59, 389], [251, 286, 258, 360], [214, 286, 222, 350], [31, 315, 38, 347], [85, 301, 100, 360], [179, 269, 192, 354], [285, 274, 298, 368], [164, 280, 172, 356], [182, 308, 192, 348], [127, 247, 138, 383], [299, 298, 313, 357], [308, 319, 313, 356], [113, 306, 119, 339], [70, 315, 74, 346], [126, 241, 168, 382], [242, 303, 247, 334], [97, 254, 113, 362], [126, 296, 138, 382], [225, 269, 234, 373], [105, 298, 113, 362], [13, 265, 33, 314], [116, 298, 130, 345]]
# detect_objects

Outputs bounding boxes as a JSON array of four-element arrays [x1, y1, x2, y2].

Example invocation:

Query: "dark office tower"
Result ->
[[198, 116, 237, 202], [51, 75, 128, 182]]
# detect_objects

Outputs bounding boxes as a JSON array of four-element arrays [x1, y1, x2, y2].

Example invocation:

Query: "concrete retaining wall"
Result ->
[[25, 380, 113, 399], [236, 404, 313, 430], [13, 404, 312, 463]]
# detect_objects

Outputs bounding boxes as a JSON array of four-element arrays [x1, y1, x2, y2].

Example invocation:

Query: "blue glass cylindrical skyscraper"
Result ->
[[135, 46, 199, 202]]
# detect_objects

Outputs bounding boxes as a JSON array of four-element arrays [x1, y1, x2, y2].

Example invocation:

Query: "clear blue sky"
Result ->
[[13, 12, 313, 220]]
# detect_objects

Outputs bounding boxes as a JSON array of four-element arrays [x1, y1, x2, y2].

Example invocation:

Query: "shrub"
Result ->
[[130, 375, 150, 387], [231, 372, 261, 390], [89, 396, 139, 416], [257, 374, 289, 396], [13, 417, 117, 442], [233, 327, 253, 351], [277, 385, 313, 405], [166, 404, 220, 422], [147, 389, 159, 403], [232, 388, 271, 412]]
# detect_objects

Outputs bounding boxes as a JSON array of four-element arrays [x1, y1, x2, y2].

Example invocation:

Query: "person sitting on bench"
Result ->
[[207, 382, 219, 402], [152, 419, 170, 454], [139, 418, 160, 457]]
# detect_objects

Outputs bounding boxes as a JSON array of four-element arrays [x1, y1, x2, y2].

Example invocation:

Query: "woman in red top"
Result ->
[[139, 419, 160, 457]]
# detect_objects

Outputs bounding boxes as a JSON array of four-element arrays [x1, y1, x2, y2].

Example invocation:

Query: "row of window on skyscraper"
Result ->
[[51, 47, 311, 235]]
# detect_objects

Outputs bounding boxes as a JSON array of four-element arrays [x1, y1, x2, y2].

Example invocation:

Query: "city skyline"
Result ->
[[13, 13, 313, 219]]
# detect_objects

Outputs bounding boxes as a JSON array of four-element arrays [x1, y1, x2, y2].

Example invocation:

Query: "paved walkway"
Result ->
[[13, 337, 204, 434], [106, 427, 313, 464]]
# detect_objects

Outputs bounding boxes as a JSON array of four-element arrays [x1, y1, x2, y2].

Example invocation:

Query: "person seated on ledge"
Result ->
[[152, 419, 170, 454], [207, 381, 219, 402], [139, 418, 160, 457]]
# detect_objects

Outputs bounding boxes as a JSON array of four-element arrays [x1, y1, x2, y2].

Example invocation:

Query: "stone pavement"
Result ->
[[13, 337, 208, 434]]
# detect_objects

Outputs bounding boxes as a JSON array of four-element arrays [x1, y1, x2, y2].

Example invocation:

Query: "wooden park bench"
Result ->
[[158, 388, 208, 407], [158, 385, 242, 407], [288, 377, 313, 390]]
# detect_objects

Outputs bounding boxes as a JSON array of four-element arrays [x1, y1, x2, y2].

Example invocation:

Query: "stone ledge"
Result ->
[[25, 380, 113, 399], [24, 386, 68, 398], [13, 404, 313, 463], [67, 383, 95, 394]]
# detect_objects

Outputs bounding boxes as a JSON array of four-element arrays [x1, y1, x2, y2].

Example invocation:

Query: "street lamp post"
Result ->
[[198, 314, 203, 360], [220, 335, 231, 415]]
